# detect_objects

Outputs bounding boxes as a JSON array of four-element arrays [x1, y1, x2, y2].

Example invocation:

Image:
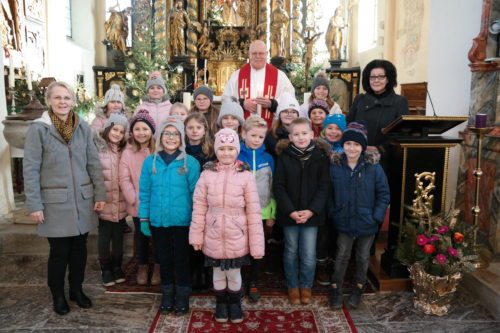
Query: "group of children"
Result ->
[[89, 71, 390, 323]]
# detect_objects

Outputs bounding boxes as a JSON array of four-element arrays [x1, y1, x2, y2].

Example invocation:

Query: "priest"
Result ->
[[223, 40, 295, 128]]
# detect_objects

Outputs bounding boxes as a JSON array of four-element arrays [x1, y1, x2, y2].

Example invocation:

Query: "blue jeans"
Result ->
[[331, 233, 375, 288], [283, 225, 318, 288]]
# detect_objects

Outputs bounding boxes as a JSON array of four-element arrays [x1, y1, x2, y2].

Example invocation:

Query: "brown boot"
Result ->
[[288, 288, 300, 305], [136, 265, 148, 285], [150, 264, 161, 286], [300, 288, 312, 304]]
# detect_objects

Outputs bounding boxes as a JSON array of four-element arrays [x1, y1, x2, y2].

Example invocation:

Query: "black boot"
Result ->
[[174, 286, 191, 315], [99, 258, 115, 287], [329, 285, 343, 309], [69, 289, 92, 308], [51, 288, 70, 315], [214, 289, 228, 323], [112, 255, 126, 284], [159, 285, 175, 313], [227, 289, 243, 323]]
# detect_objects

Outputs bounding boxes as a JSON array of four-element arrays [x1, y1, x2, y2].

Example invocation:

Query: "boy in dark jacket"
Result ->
[[329, 122, 390, 309], [273, 118, 330, 306]]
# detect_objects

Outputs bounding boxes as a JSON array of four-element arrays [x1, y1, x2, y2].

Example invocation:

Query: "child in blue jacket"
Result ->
[[329, 122, 390, 309], [138, 115, 200, 315]]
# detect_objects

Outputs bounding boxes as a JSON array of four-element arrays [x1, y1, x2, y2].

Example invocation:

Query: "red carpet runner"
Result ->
[[148, 296, 357, 333]]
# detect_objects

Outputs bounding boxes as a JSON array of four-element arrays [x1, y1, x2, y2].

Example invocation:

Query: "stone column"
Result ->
[[95, 0, 107, 66]]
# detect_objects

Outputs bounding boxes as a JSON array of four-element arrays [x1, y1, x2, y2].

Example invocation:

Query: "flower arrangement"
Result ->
[[396, 207, 477, 277]]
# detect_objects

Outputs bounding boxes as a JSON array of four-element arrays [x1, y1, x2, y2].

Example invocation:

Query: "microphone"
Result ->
[[426, 88, 438, 117]]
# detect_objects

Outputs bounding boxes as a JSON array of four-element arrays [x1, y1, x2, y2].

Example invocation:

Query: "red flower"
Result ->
[[416, 234, 428, 245], [422, 244, 436, 254], [436, 254, 448, 264], [437, 225, 449, 234], [429, 235, 440, 242], [447, 247, 458, 257], [453, 232, 464, 243]]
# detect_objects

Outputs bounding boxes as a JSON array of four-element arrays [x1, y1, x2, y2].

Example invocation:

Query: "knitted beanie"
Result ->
[[341, 121, 368, 151], [308, 99, 330, 118], [129, 109, 156, 134], [193, 85, 214, 102], [214, 128, 241, 154], [323, 113, 347, 132], [152, 115, 187, 174], [146, 71, 166, 93], [311, 75, 330, 94], [276, 92, 300, 118], [218, 99, 245, 126], [104, 84, 125, 106], [104, 112, 128, 130]]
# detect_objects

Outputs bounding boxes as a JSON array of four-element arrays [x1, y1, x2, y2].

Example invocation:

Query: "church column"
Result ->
[[0, 33, 16, 222], [291, 0, 303, 63], [186, 0, 198, 57], [95, 0, 107, 66]]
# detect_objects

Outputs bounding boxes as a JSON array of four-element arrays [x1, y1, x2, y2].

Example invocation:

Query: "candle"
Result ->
[[475, 113, 487, 128], [255, 84, 264, 97], [183, 92, 192, 109], [26, 63, 32, 90], [9, 56, 15, 88], [304, 92, 311, 103], [194, 60, 198, 87], [204, 59, 207, 85]]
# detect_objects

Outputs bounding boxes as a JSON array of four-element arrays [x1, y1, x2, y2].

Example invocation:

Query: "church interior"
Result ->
[[0, 0, 499, 332]]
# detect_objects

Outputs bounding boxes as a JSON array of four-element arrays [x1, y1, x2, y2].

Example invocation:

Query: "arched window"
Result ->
[[358, 0, 378, 52]]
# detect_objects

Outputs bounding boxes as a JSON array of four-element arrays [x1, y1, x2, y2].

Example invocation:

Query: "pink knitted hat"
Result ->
[[214, 128, 240, 154]]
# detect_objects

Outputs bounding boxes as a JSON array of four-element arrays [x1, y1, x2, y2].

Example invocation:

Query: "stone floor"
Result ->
[[0, 201, 499, 332]]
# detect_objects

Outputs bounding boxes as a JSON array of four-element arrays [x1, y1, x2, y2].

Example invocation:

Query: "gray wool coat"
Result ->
[[23, 111, 106, 237]]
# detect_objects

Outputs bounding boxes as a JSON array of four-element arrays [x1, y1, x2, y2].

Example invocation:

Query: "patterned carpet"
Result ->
[[148, 296, 357, 333]]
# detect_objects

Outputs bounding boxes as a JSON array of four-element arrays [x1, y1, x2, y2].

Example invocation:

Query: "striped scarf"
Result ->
[[49, 110, 78, 143], [288, 141, 315, 166]]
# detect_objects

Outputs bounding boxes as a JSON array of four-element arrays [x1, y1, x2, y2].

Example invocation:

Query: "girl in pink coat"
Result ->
[[189, 128, 265, 324], [95, 113, 128, 287]]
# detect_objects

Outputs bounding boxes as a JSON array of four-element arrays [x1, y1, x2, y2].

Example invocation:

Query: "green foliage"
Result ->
[[74, 82, 96, 117], [287, 62, 324, 103]]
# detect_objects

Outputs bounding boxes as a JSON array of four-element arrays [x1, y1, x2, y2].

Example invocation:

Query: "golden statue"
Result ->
[[325, 5, 344, 60], [270, 0, 289, 57], [197, 22, 212, 58], [104, 5, 131, 53], [169, 0, 191, 56]]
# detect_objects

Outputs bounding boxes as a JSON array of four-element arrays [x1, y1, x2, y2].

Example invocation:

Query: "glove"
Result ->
[[140, 221, 151, 237]]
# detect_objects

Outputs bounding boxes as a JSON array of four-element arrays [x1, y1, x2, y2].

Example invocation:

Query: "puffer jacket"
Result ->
[[330, 152, 390, 237], [138, 151, 200, 227], [119, 144, 151, 217], [135, 96, 172, 133], [95, 136, 127, 222], [189, 161, 265, 260]]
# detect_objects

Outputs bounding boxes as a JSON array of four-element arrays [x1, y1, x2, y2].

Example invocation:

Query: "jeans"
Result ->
[[283, 225, 318, 288], [98, 218, 124, 259], [47, 233, 88, 295], [133, 217, 158, 265], [331, 233, 375, 287], [151, 226, 191, 287]]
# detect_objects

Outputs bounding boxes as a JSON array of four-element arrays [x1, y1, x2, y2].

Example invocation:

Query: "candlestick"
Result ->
[[9, 56, 15, 88], [26, 63, 32, 91], [183, 92, 192, 109], [204, 59, 207, 85], [475, 113, 487, 128], [194, 60, 198, 87]]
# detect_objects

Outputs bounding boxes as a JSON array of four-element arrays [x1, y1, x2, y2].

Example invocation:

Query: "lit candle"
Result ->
[[475, 113, 487, 128], [26, 63, 32, 90], [9, 56, 15, 88]]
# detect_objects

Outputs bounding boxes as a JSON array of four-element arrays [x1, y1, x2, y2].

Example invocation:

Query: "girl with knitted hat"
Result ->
[[191, 85, 219, 137], [138, 115, 200, 315], [321, 113, 347, 153], [217, 99, 245, 135], [94, 113, 129, 287], [134, 71, 172, 132], [299, 73, 342, 117], [189, 128, 265, 324], [91, 84, 129, 131], [308, 99, 329, 137], [119, 109, 160, 286]]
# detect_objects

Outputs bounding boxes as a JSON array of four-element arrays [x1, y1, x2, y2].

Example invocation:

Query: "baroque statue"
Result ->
[[104, 5, 132, 53], [169, 0, 191, 57], [325, 5, 345, 60], [270, 0, 289, 58]]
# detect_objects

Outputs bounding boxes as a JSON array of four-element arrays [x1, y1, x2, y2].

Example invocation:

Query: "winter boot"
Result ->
[[329, 284, 343, 309], [300, 288, 312, 304], [247, 282, 261, 303], [150, 264, 161, 286], [214, 289, 228, 323], [174, 286, 191, 315], [227, 289, 243, 323], [347, 283, 364, 309], [112, 255, 126, 284], [159, 284, 175, 313], [69, 288, 92, 308], [50, 288, 70, 315], [136, 264, 148, 285], [99, 257, 115, 287]]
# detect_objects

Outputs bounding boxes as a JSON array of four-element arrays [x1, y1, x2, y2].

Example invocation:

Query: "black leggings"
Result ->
[[98, 218, 124, 259], [133, 217, 158, 265]]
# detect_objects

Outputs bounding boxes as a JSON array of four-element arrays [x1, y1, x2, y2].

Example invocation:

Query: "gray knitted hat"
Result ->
[[146, 71, 167, 93], [218, 99, 245, 126], [104, 112, 128, 130], [193, 85, 214, 102], [104, 84, 125, 106], [311, 75, 330, 94], [152, 115, 188, 174]]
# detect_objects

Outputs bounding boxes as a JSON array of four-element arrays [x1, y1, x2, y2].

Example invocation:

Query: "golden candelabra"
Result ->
[[468, 126, 494, 269]]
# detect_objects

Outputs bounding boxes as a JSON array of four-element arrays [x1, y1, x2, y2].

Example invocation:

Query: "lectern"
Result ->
[[379, 115, 469, 278]]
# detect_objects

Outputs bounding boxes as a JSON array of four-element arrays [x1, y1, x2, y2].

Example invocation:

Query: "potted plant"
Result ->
[[396, 207, 477, 316]]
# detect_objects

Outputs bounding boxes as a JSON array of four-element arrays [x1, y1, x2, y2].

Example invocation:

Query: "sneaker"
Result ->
[[316, 262, 330, 286], [113, 266, 126, 284], [329, 286, 343, 309], [247, 283, 261, 303], [102, 270, 115, 287], [347, 284, 364, 309]]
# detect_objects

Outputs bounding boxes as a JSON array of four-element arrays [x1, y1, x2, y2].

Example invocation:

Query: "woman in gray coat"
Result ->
[[23, 82, 106, 315]]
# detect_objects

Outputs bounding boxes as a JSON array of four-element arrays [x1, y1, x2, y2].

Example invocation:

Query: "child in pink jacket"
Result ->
[[95, 113, 128, 287], [189, 128, 265, 324]]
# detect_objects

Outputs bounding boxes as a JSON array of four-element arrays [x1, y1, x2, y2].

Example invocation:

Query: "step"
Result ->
[[462, 261, 500, 319]]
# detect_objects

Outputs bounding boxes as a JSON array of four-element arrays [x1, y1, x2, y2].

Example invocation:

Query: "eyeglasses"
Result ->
[[282, 110, 298, 115], [218, 133, 236, 143], [369, 75, 387, 81], [162, 131, 180, 138]]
